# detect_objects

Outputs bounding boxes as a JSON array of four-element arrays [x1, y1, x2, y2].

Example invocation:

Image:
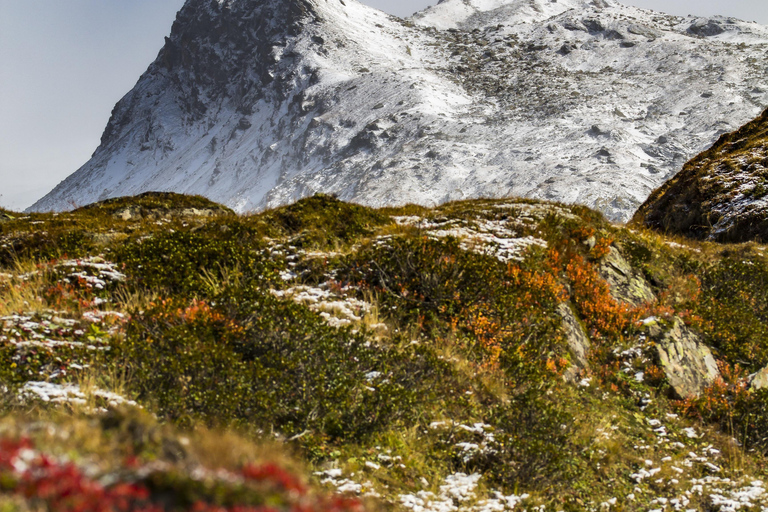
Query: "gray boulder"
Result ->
[[598, 247, 655, 306], [558, 303, 591, 382], [656, 318, 720, 398], [748, 366, 768, 390], [688, 19, 726, 37]]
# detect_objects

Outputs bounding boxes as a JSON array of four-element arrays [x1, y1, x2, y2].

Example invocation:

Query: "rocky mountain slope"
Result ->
[[634, 107, 768, 242], [7, 192, 768, 510], [30, 0, 768, 221]]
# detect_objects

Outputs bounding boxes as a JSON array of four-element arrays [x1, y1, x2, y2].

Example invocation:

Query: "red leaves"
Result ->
[[0, 441, 162, 512], [0, 438, 363, 512], [242, 463, 307, 495]]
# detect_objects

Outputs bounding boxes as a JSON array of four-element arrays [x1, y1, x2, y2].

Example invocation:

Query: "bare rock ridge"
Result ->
[[106, 0, 316, 137], [30, 0, 768, 220], [634, 107, 768, 242]]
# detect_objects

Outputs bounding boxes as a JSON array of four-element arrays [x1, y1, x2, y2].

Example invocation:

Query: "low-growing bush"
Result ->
[[114, 222, 281, 296], [0, 226, 94, 268], [340, 235, 567, 382], [695, 253, 768, 370], [675, 362, 768, 454], [259, 194, 389, 248], [120, 285, 457, 445], [0, 434, 364, 512]]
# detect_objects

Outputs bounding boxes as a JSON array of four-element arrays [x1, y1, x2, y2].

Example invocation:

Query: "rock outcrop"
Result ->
[[558, 303, 591, 381], [655, 318, 720, 398], [749, 366, 768, 390], [599, 246, 655, 306]]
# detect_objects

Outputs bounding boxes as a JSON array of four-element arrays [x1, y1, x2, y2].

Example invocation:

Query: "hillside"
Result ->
[[634, 107, 768, 243], [30, 0, 768, 222], [5, 192, 768, 510]]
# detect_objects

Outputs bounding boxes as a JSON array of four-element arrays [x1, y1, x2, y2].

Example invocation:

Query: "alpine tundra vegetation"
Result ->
[[5, 191, 768, 510]]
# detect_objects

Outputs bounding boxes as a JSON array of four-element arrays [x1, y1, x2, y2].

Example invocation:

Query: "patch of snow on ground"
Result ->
[[57, 257, 126, 290], [400, 472, 528, 512], [315, 468, 379, 497], [271, 284, 385, 330], [20, 381, 137, 409], [393, 216, 547, 262]]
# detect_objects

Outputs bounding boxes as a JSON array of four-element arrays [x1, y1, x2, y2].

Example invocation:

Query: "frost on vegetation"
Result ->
[[393, 216, 547, 263], [271, 284, 385, 331], [20, 381, 137, 410]]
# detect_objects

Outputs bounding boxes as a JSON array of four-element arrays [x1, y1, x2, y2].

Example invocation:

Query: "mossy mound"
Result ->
[[0, 192, 233, 266], [634, 107, 768, 242], [74, 191, 234, 220], [259, 193, 390, 248]]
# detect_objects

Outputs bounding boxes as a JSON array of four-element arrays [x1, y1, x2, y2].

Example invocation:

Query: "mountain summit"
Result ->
[[31, 0, 768, 220]]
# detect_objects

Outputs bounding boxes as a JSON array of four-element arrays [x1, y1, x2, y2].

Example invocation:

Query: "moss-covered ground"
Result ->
[[3, 192, 768, 511]]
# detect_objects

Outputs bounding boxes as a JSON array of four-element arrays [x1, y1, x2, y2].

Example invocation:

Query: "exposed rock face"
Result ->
[[557, 303, 591, 381], [655, 318, 720, 398], [749, 366, 768, 390], [634, 108, 768, 243], [598, 247, 655, 306], [30, 0, 768, 221]]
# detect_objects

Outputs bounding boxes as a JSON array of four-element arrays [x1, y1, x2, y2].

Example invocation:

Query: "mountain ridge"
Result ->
[[634, 106, 768, 242]]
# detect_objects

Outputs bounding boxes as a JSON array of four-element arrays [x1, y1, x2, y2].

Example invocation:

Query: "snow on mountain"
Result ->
[[30, 0, 768, 221]]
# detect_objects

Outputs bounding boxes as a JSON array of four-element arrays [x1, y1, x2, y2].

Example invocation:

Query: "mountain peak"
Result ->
[[31, 0, 768, 221]]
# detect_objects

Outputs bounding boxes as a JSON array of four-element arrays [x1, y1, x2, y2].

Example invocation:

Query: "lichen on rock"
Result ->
[[655, 318, 720, 398], [598, 246, 655, 306]]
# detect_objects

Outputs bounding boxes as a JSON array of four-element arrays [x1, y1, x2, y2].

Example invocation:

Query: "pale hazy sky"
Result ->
[[1, 0, 767, 211]]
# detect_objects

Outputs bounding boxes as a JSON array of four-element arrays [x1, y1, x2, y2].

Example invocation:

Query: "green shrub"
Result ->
[[486, 392, 577, 491], [260, 194, 389, 248], [114, 222, 280, 296], [120, 285, 456, 444], [696, 253, 768, 370]]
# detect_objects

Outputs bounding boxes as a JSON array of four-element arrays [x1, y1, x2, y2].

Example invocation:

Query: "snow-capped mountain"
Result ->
[[30, 0, 768, 221]]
